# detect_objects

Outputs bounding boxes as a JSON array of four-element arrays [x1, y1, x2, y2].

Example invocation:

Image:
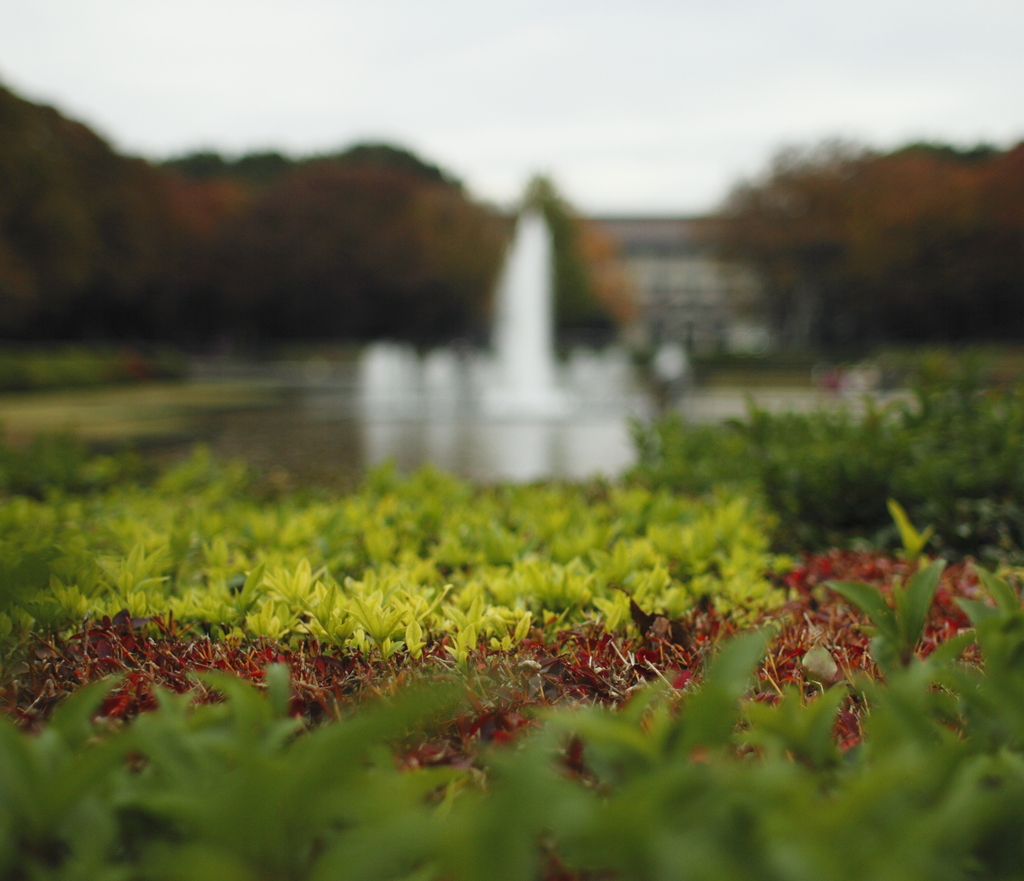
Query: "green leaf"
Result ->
[[897, 559, 945, 652], [887, 498, 934, 562], [828, 580, 899, 644], [745, 685, 846, 769], [957, 597, 1001, 626], [264, 663, 292, 718], [925, 630, 976, 668], [676, 630, 769, 753], [45, 676, 121, 750], [974, 564, 1020, 615]]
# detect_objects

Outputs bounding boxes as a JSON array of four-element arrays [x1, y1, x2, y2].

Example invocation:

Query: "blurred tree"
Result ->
[[161, 150, 231, 181], [162, 150, 294, 187], [230, 151, 293, 186], [0, 82, 200, 340], [329, 143, 459, 187], [162, 142, 456, 190], [843, 145, 992, 340], [214, 159, 504, 343], [577, 218, 636, 329], [20, 72, 1019, 353], [718, 141, 869, 348], [974, 143, 1024, 338], [523, 176, 618, 343], [1, 80, 504, 346], [717, 140, 1024, 348]]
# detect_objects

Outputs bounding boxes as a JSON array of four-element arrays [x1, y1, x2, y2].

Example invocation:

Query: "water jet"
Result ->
[[482, 208, 567, 418], [349, 194, 650, 479]]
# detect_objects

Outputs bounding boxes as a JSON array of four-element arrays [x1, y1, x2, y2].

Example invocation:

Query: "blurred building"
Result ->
[[590, 217, 766, 355]]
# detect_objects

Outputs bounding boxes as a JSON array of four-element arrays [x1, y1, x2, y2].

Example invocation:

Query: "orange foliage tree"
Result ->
[[1, 81, 506, 346], [0, 82, 241, 341], [718, 140, 1024, 348], [210, 159, 505, 344]]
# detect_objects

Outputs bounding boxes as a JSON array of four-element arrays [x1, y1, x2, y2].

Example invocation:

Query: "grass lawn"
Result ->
[[0, 380, 284, 445]]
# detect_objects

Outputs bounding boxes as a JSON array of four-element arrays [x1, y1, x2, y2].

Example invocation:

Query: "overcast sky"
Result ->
[[1, 1, 1022, 214]]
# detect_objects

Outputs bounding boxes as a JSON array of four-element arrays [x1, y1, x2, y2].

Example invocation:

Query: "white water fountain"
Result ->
[[348, 197, 650, 480], [482, 209, 567, 418]]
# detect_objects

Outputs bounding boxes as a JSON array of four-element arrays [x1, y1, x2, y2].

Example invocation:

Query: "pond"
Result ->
[[0, 350, 889, 488], [181, 345, 905, 488], [198, 404, 645, 487], [191, 345, 654, 486]]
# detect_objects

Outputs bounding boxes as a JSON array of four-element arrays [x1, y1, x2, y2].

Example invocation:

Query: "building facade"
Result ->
[[591, 217, 765, 355]]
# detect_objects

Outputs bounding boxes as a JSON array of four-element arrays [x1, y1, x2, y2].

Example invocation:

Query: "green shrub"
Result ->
[[0, 433, 151, 500], [631, 381, 1024, 560]]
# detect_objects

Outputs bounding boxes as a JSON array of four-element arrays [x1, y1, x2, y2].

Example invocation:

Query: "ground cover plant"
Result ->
[[0, 448, 784, 674], [0, 433, 151, 499], [3, 424, 1024, 879], [3, 555, 1024, 880]]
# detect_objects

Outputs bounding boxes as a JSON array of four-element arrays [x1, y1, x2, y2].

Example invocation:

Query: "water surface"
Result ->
[[200, 397, 643, 488]]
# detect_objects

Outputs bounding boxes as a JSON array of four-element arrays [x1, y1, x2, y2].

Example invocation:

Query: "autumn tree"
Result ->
[[212, 159, 504, 343], [523, 176, 621, 344], [0, 82, 225, 341], [717, 139, 1024, 348], [1, 79, 506, 346], [162, 142, 458, 191], [842, 145, 1007, 340], [718, 141, 871, 348]]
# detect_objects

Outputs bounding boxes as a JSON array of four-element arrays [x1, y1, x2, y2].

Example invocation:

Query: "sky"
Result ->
[[1, 1, 1022, 215]]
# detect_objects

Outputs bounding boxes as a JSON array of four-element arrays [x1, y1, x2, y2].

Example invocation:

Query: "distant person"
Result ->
[[651, 342, 690, 411]]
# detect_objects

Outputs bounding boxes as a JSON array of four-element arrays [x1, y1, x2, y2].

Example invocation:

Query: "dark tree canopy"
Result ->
[[523, 176, 619, 342], [8, 76, 1019, 352], [161, 142, 459, 190], [0, 83, 196, 339], [718, 139, 1024, 349], [214, 161, 504, 343], [1, 81, 505, 346]]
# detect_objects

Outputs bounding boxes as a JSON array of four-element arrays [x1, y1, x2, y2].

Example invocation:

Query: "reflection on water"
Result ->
[[356, 342, 647, 421], [200, 401, 643, 487], [194, 405, 365, 491], [187, 346, 905, 486], [347, 343, 650, 482], [361, 417, 640, 483], [193, 343, 652, 485], [195, 378, 902, 488]]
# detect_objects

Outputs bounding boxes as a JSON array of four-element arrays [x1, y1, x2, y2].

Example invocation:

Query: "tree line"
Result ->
[[717, 140, 1024, 349], [0, 82, 625, 350], [0, 82, 507, 346], [5, 78, 1022, 352]]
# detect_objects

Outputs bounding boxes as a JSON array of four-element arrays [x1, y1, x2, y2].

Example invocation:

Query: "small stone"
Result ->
[[802, 644, 840, 685]]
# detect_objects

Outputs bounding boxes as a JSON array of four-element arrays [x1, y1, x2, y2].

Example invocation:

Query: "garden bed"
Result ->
[[2, 417, 1024, 880]]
